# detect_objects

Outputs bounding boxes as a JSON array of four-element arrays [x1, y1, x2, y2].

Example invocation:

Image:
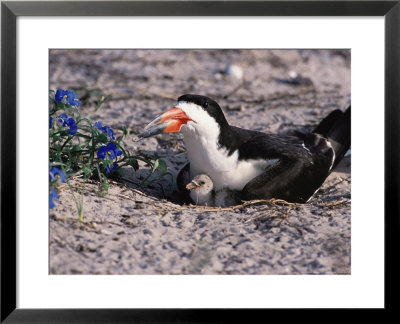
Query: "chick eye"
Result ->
[[200, 181, 205, 185]]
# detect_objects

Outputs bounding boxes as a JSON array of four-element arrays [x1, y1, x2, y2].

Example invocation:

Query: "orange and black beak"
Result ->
[[138, 107, 193, 139]]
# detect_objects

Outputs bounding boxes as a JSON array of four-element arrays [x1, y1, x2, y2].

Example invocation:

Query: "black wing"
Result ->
[[237, 132, 334, 203], [176, 162, 191, 202]]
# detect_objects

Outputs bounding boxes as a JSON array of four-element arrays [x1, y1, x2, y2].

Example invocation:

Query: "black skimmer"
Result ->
[[139, 94, 350, 204]]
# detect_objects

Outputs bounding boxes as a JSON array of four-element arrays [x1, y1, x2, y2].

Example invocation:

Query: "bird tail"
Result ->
[[313, 106, 351, 170]]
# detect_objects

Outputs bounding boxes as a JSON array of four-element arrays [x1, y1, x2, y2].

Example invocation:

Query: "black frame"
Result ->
[[1, 1, 399, 322]]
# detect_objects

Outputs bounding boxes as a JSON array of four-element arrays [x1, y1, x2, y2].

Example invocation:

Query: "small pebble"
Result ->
[[225, 64, 243, 80]]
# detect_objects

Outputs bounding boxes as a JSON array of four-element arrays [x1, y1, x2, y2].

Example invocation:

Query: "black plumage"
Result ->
[[177, 95, 350, 204]]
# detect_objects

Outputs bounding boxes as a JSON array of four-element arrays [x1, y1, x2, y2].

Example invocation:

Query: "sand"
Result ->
[[49, 49, 351, 274]]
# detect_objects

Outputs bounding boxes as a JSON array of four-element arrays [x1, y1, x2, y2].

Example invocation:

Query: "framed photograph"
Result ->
[[1, 0, 398, 322]]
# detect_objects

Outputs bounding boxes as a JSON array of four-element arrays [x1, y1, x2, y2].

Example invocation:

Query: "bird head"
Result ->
[[138, 94, 228, 139], [186, 173, 214, 192]]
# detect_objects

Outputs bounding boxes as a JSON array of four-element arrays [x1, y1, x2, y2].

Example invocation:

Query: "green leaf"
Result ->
[[129, 158, 139, 171], [152, 159, 159, 173], [96, 95, 112, 111], [82, 165, 92, 178], [96, 133, 108, 143], [72, 144, 81, 151], [98, 181, 109, 197], [157, 159, 168, 173], [49, 161, 67, 168], [122, 126, 129, 139]]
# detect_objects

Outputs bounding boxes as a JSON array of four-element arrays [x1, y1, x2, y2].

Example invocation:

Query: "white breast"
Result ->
[[190, 187, 214, 206], [183, 130, 276, 190]]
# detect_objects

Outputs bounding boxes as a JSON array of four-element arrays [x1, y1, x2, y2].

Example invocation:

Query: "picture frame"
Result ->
[[1, 0, 399, 322]]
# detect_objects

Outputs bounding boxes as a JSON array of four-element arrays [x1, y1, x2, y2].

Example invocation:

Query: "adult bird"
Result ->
[[139, 94, 350, 204]]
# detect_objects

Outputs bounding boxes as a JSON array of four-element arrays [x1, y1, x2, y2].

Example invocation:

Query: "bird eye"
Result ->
[[200, 181, 205, 185], [203, 101, 208, 108]]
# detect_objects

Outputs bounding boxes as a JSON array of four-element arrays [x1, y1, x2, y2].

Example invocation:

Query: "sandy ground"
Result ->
[[49, 49, 351, 274]]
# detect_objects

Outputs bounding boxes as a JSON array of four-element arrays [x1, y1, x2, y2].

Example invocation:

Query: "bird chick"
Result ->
[[186, 174, 240, 207], [186, 174, 214, 206]]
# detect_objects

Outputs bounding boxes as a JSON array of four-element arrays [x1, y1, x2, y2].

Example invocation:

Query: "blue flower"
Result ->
[[106, 162, 118, 174], [97, 142, 123, 160], [95, 121, 115, 140], [49, 167, 66, 183], [49, 189, 59, 209], [55, 89, 81, 107], [65, 90, 81, 106], [55, 89, 67, 102], [58, 113, 68, 121], [57, 113, 78, 135], [49, 116, 53, 129]]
